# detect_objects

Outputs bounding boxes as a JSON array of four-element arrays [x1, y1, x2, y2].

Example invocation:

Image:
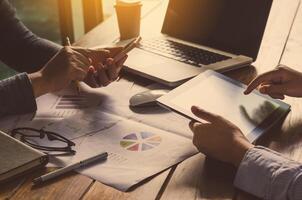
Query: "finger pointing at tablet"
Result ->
[[244, 66, 302, 98], [244, 69, 282, 95]]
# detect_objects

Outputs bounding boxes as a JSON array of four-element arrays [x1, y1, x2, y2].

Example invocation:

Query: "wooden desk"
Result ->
[[1, 0, 302, 199]]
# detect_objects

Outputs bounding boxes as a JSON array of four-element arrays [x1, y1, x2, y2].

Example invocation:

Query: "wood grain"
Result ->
[[236, 1, 302, 200], [160, 154, 236, 200], [82, 170, 171, 200], [1, 2, 169, 200], [1, 0, 302, 199], [236, 4, 302, 200], [76, 2, 174, 200], [9, 168, 93, 200], [0, 176, 27, 199], [268, 0, 302, 159], [253, 0, 300, 74], [160, 0, 301, 199]]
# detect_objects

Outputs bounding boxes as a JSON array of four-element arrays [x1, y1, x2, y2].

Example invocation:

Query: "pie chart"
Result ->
[[120, 132, 162, 152]]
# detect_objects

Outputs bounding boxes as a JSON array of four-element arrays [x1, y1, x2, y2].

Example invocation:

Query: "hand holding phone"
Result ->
[[91, 36, 142, 86]]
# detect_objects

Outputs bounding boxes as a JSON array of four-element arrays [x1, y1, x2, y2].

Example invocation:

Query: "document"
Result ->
[[45, 110, 121, 139], [5, 81, 196, 191], [51, 114, 197, 191], [35, 87, 101, 120]]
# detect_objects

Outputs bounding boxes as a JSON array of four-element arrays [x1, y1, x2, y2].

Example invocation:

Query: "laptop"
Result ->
[[124, 0, 273, 87]]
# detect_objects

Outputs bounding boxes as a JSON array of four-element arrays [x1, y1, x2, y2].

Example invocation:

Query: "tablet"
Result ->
[[157, 70, 291, 142]]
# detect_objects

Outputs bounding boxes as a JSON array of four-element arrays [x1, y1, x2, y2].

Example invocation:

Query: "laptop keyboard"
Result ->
[[138, 38, 231, 66]]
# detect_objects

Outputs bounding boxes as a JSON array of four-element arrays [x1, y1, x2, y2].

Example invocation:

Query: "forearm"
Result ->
[[0, 0, 61, 73], [234, 146, 302, 200], [0, 73, 37, 117], [0, 25, 61, 73]]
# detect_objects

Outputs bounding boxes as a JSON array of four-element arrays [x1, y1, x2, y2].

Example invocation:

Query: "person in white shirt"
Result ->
[[190, 65, 302, 200]]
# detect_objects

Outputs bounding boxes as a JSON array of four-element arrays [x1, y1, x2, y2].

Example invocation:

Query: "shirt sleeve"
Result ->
[[0, 73, 37, 116], [234, 146, 302, 200], [0, 0, 61, 73]]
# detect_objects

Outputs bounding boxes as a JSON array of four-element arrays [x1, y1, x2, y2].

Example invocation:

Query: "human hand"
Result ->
[[78, 47, 128, 87], [29, 46, 92, 97], [244, 65, 302, 99], [29, 46, 128, 97], [189, 106, 254, 167]]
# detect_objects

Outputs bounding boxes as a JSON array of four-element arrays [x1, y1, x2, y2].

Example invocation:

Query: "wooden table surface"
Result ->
[[1, 0, 302, 199]]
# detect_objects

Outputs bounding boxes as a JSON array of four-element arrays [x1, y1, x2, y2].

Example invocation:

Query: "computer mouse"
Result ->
[[129, 89, 170, 107]]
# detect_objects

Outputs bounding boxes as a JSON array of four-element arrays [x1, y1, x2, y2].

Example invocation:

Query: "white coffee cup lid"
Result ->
[[116, 0, 142, 6]]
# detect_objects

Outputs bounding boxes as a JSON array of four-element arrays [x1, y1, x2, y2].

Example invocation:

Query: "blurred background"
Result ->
[[0, 0, 116, 79]]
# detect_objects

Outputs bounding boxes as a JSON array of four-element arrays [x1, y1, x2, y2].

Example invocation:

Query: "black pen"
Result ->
[[33, 152, 108, 185]]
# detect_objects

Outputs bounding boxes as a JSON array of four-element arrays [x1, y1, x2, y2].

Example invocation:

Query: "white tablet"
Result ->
[[157, 70, 291, 142]]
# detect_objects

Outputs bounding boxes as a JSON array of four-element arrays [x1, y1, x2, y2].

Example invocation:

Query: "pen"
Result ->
[[66, 37, 81, 94], [33, 152, 108, 185], [66, 36, 72, 47]]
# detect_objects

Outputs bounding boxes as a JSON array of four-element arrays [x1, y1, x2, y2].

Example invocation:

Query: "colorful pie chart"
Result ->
[[120, 132, 162, 152]]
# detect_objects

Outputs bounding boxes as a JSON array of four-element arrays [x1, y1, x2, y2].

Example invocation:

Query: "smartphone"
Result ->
[[113, 36, 142, 61]]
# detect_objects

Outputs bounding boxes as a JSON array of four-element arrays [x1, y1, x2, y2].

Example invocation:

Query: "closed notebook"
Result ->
[[0, 130, 48, 183]]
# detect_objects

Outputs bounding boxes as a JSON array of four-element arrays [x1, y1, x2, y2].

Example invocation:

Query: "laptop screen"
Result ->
[[161, 0, 273, 60]]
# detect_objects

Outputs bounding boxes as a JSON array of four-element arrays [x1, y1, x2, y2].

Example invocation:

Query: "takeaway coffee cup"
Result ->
[[115, 0, 142, 40]]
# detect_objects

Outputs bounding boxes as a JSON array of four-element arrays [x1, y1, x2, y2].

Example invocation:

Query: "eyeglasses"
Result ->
[[10, 127, 76, 156]]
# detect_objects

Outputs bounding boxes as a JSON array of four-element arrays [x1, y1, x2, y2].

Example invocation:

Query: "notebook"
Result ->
[[0, 130, 48, 183]]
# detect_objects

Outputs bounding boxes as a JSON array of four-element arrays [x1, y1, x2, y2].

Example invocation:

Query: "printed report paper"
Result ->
[[10, 81, 197, 191]]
